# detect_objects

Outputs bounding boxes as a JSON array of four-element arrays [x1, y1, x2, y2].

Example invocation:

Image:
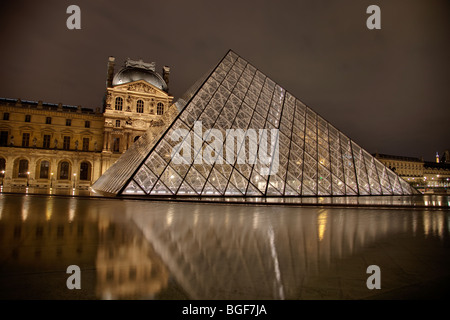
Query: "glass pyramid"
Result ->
[[92, 50, 418, 197]]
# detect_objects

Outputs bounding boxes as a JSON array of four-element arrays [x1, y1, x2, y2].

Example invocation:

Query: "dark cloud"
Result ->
[[0, 0, 449, 161]]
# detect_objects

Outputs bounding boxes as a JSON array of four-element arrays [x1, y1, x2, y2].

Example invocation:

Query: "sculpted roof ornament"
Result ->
[[125, 58, 155, 72]]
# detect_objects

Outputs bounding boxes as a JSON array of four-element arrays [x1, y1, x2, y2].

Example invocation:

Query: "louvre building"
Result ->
[[92, 50, 418, 197]]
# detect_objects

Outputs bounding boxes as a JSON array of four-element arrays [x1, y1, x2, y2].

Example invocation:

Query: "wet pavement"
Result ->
[[0, 192, 449, 299]]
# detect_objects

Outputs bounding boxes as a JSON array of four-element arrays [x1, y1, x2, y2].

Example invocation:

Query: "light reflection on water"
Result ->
[[0, 193, 449, 300]]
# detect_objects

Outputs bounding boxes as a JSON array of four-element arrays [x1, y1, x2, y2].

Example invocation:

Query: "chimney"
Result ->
[[106, 56, 115, 88], [162, 66, 170, 92]]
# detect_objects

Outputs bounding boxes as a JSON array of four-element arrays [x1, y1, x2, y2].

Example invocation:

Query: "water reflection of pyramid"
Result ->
[[92, 50, 417, 197]]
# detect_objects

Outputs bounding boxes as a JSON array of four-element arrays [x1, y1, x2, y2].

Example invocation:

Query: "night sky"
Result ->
[[0, 0, 449, 161]]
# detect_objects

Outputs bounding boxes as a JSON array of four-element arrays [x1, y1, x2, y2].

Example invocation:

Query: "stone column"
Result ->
[[103, 131, 110, 152]]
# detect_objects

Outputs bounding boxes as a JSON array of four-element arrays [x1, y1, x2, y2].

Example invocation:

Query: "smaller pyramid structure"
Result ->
[[92, 50, 418, 197]]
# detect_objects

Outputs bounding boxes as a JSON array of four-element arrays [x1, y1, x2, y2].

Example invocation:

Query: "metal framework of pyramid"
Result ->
[[92, 50, 418, 197]]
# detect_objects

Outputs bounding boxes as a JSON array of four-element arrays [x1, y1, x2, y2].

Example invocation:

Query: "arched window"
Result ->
[[39, 161, 50, 179], [18, 159, 29, 178], [59, 161, 70, 180], [115, 97, 123, 111], [136, 100, 144, 113], [133, 136, 140, 142], [79, 162, 91, 181], [157, 102, 164, 115]]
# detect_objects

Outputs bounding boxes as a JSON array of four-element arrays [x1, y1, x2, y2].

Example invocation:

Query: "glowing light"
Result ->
[[268, 226, 285, 299], [317, 211, 328, 241]]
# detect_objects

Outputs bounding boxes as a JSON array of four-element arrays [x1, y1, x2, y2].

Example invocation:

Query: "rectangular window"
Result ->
[[22, 133, 30, 147], [3, 113, 9, 120], [66, 119, 71, 126], [0, 131, 8, 146], [115, 120, 121, 127], [25, 115, 31, 122], [85, 121, 90, 128], [82, 138, 89, 151], [113, 138, 120, 153], [39, 161, 49, 179], [43, 135, 51, 149], [46, 117, 52, 124], [63, 136, 70, 150]]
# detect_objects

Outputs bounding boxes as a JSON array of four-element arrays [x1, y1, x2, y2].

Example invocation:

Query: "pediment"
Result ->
[[113, 80, 167, 96]]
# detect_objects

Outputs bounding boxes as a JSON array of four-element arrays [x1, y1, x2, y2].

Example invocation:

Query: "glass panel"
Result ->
[[123, 180, 145, 195], [284, 182, 300, 196], [245, 182, 263, 196], [208, 167, 229, 194], [266, 174, 285, 195], [183, 166, 207, 194], [286, 170, 302, 194], [318, 164, 331, 195], [228, 169, 249, 194], [332, 174, 346, 195], [134, 165, 159, 194], [177, 180, 198, 195], [150, 179, 172, 195], [362, 150, 382, 195], [160, 166, 184, 194], [225, 181, 243, 196], [202, 180, 221, 195], [352, 142, 370, 195], [250, 168, 267, 194]]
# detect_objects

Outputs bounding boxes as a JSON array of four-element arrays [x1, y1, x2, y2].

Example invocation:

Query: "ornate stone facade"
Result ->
[[0, 57, 175, 189]]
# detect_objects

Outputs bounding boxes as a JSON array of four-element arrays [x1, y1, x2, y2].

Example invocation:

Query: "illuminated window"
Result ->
[[39, 161, 49, 179], [59, 161, 70, 180], [157, 102, 164, 115], [80, 162, 91, 181], [136, 100, 144, 113], [18, 159, 28, 178], [115, 97, 123, 111]]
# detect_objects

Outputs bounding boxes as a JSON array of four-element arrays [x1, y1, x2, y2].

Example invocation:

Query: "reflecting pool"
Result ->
[[0, 193, 449, 299]]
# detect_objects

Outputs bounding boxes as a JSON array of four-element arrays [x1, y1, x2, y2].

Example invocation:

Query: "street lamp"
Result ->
[[26, 171, 30, 187], [1, 170, 5, 186], [73, 173, 77, 189], [50, 172, 54, 188]]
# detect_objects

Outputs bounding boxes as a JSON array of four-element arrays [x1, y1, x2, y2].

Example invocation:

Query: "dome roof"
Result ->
[[112, 67, 168, 91]]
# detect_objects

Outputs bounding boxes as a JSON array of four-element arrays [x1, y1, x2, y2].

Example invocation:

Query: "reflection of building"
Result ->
[[375, 152, 450, 189], [0, 57, 174, 188], [96, 215, 169, 299], [0, 195, 99, 299], [0, 194, 169, 299]]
